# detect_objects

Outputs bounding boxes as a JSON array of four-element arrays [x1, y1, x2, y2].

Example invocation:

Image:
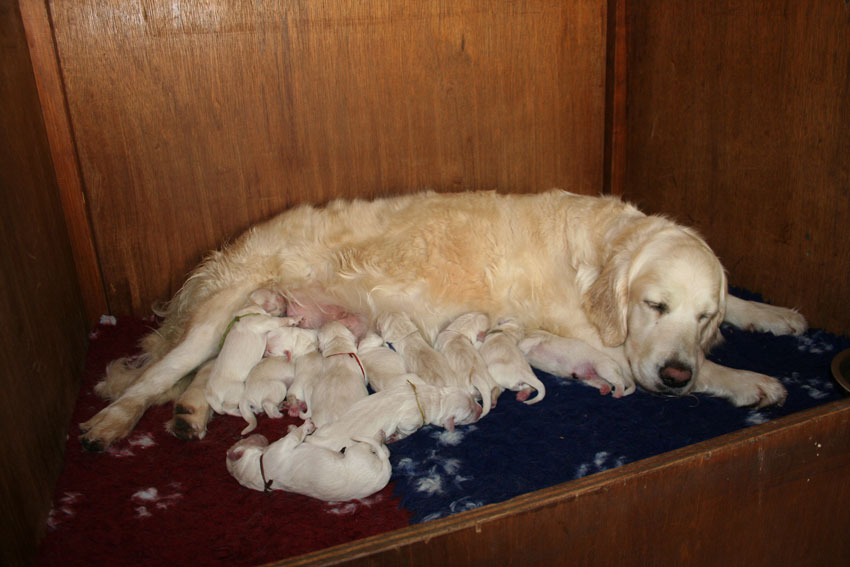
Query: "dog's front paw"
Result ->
[[752, 306, 807, 336], [730, 374, 788, 408]]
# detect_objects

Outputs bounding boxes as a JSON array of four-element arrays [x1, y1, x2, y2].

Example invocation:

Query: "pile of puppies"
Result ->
[[213, 288, 553, 502]]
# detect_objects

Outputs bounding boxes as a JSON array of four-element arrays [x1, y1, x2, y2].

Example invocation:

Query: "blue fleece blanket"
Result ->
[[388, 291, 849, 523]]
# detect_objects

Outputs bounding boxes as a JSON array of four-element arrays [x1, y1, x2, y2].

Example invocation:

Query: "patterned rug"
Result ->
[[37, 291, 848, 565]]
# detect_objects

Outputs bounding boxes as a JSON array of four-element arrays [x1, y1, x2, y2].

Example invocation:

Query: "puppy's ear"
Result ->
[[582, 255, 629, 347], [226, 446, 245, 461]]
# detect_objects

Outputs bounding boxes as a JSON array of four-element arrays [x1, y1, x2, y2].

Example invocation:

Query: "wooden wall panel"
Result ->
[[625, 1, 850, 332], [276, 400, 850, 566], [49, 0, 608, 316], [0, 2, 88, 565]]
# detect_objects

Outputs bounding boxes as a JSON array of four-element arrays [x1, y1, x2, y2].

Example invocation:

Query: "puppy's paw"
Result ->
[[205, 381, 245, 416], [730, 374, 788, 408]]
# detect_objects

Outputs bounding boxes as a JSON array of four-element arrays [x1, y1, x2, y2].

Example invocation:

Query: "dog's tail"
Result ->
[[238, 398, 259, 435]]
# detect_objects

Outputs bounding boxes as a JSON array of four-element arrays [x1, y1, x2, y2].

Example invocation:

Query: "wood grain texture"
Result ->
[[274, 399, 850, 566], [49, 0, 608, 316], [0, 2, 88, 565], [19, 0, 108, 326], [625, 1, 850, 333]]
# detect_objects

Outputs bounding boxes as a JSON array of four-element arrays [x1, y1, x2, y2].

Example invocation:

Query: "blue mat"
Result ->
[[388, 291, 849, 523]]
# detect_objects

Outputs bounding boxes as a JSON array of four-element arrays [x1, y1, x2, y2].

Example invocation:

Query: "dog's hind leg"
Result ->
[[168, 360, 215, 440], [80, 284, 254, 451]]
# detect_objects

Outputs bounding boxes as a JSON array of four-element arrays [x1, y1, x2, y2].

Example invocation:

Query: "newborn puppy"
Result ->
[[238, 327, 319, 434], [302, 321, 369, 427], [357, 331, 421, 392], [167, 359, 215, 440], [205, 304, 299, 416], [285, 350, 322, 418], [377, 312, 457, 387], [434, 312, 497, 417], [225, 422, 392, 501], [479, 317, 546, 404], [519, 330, 632, 397], [306, 382, 483, 452]]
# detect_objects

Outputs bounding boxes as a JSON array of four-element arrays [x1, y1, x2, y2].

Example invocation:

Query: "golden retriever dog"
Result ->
[[80, 190, 805, 450]]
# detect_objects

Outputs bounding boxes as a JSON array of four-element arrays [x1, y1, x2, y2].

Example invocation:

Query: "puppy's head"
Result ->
[[225, 434, 269, 491], [435, 387, 483, 430], [376, 312, 419, 343], [584, 226, 726, 396], [444, 312, 491, 343], [317, 321, 356, 355]]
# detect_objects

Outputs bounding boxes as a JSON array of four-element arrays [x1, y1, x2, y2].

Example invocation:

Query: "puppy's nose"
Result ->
[[659, 361, 692, 389]]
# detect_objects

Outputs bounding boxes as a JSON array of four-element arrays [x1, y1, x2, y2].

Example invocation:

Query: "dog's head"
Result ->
[[583, 224, 726, 396]]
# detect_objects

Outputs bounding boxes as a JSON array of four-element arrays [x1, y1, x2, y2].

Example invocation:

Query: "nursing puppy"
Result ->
[[204, 307, 300, 416], [357, 331, 421, 392], [226, 421, 391, 501], [301, 322, 369, 427], [82, 191, 806, 449], [377, 312, 458, 388], [306, 382, 483, 452], [479, 317, 546, 404], [238, 326, 319, 434], [434, 312, 497, 417]]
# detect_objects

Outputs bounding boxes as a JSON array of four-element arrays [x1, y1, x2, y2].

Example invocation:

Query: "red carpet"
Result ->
[[37, 317, 411, 566]]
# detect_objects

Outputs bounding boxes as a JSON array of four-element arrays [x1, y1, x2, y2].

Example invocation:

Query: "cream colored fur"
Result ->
[[81, 190, 806, 449]]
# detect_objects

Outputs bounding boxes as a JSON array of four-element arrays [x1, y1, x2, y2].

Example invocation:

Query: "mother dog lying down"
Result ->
[[81, 190, 806, 450]]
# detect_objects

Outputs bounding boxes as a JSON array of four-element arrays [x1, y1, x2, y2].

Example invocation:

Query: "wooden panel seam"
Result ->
[[603, 0, 627, 196], [18, 0, 107, 327]]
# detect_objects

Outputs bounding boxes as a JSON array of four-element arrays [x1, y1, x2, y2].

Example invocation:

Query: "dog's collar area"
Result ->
[[327, 352, 366, 380], [218, 312, 264, 349], [260, 452, 273, 493], [407, 380, 427, 425]]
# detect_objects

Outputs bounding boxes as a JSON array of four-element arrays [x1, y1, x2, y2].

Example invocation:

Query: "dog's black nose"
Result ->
[[659, 361, 692, 389]]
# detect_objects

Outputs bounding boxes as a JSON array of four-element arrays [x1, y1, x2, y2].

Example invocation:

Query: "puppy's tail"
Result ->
[[238, 398, 258, 435], [519, 372, 547, 405], [470, 359, 495, 417]]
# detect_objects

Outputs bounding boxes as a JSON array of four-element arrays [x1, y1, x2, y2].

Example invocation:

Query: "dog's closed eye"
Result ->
[[644, 300, 669, 315]]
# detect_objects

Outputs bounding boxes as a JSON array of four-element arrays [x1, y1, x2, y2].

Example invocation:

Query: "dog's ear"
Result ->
[[702, 269, 728, 351], [582, 255, 629, 347]]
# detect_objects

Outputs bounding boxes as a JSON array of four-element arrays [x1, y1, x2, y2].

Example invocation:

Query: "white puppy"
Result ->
[[519, 330, 632, 397], [238, 326, 319, 434], [205, 307, 299, 416], [302, 321, 369, 427], [434, 312, 497, 417], [377, 312, 458, 388], [357, 331, 420, 392], [225, 421, 392, 501], [307, 381, 483, 452], [479, 317, 546, 405]]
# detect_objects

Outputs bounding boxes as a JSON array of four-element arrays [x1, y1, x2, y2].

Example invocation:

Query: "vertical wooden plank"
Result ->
[[603, 0, 626, 196], [19, 0, 108, 326], [0, 2, 88, 564], [48, 0, 608, 316], [625, 1, 850, 332]]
